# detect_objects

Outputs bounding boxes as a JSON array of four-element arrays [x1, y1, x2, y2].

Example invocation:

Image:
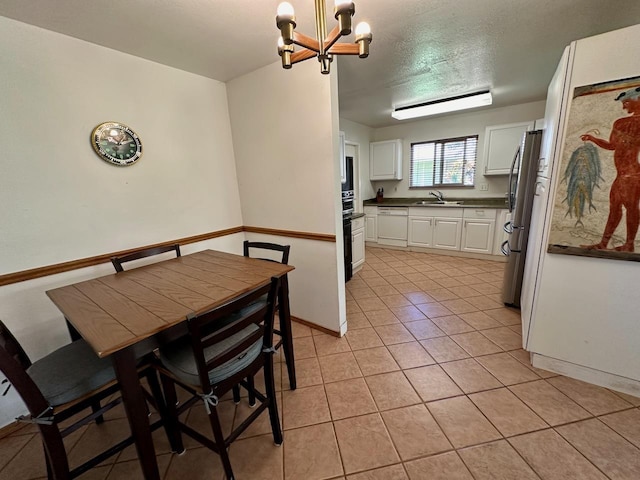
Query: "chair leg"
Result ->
[[147, 369, 184, 454], [278, 275, 296, 390], [247, 376, 256, 407], [206, 405, 235, 480], [40, 426, 71, 480], [90, 400, 104, 424], [159, 374, 185, 454], [263, 356, 283, 446], [232, 384, 240, 404]]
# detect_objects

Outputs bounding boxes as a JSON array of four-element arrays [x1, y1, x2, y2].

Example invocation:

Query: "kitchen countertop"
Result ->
[[363, 197, 508, 209], [348, 212, 365, 220]]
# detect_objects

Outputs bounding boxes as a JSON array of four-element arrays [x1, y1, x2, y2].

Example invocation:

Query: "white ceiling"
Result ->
[[2, 0, 640, 128]]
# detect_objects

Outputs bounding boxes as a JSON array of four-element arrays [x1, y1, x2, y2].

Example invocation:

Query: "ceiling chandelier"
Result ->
[[275, 0, 372, 74]]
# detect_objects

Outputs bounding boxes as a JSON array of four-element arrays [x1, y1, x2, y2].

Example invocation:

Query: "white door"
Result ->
[[365, 215, 377, 242], [408, 216, 434, 247], [433, 218, 462, 250], [462, 219, 496, 253], [352, 228, 365, 269]]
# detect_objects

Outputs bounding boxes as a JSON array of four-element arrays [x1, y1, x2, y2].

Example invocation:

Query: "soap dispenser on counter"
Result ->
[[376, 187, 384, 203]]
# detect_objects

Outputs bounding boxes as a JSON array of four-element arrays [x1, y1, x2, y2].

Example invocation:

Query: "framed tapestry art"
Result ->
[[548, 76, 640, 262]]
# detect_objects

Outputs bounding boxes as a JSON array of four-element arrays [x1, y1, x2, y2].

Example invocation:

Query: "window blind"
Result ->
[[410, 135, 478, 187]]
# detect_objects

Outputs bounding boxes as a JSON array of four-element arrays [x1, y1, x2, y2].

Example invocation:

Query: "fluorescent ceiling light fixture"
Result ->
[[392, 90, 492, 120]]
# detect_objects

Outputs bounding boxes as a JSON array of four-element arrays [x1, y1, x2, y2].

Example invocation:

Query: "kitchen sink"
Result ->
[[413, 200, 463, 205]]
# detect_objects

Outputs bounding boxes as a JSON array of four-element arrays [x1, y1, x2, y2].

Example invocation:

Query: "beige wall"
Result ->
[[0, 17, 247, 424], [0, 16, 245, 347], [369, 100, 546, 198], [227, 60, 346, 333]]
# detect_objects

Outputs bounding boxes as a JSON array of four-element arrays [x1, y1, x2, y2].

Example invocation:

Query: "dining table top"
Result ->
[[46, 249, 294, 358]]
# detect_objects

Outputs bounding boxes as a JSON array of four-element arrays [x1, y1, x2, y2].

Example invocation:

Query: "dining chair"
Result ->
[[243, 241, 295, 390], [0, 320, 173, 480], [155, 277, 282, 480], [110, 244, 181, 272]]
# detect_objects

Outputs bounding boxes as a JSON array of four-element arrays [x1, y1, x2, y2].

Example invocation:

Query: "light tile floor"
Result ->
[[1, 246, 640, 479]]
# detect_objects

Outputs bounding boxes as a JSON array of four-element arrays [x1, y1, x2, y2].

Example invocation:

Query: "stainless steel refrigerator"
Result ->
[[502, 129, 543, 307]]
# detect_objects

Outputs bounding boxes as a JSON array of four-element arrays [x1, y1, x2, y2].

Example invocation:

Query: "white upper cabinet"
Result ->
[[370, 139, 402, 180], [483, 121, 534, 175]]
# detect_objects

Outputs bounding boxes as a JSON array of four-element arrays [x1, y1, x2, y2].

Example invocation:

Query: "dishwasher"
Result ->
[[377, 207, 408, 247]]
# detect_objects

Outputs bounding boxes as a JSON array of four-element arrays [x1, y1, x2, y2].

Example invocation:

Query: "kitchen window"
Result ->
[[410, 135, 478, 187]]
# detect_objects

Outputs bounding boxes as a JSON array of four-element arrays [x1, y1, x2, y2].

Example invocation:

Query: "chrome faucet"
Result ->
[[429, 190, 444, 202]]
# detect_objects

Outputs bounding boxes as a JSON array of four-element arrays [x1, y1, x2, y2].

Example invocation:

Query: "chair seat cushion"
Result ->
[[159, 323, 263, 387], [27, 340, 117, 407]]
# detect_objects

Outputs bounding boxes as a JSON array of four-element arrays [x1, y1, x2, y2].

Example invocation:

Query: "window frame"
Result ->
[[409, 134, 478, 189]]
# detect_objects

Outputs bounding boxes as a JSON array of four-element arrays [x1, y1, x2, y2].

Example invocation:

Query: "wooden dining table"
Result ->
[[46, 249, 295, 480]]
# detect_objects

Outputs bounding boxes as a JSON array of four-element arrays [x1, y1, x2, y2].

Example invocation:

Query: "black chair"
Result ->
[[110, 244, 181, 272], [156, 277, 282, 480], [243, 241, 295, 390], [0, 320, 171, 480]]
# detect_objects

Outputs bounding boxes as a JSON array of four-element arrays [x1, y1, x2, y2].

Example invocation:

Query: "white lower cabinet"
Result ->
[[493, 209, 511, 256], [408, 207, 463, 251], [364, 206, 378, 242], [433, 218, 462, 250], [352, 216, 365, 271], [369, 205, 505, 257], [408, 216, 434, 248], [462, 209, 496, 254]]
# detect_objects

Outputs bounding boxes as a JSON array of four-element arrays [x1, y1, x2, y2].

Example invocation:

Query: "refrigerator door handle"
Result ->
[[500, 240, 510, 256], [503, 221, 514, 234], [507, 145, 520, 212]]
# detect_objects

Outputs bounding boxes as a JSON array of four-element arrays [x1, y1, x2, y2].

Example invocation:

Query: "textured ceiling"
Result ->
[[2, 0, 640, 127]]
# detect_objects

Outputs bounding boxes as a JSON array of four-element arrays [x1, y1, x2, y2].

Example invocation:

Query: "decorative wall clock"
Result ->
[[91, 122, 142, 166]]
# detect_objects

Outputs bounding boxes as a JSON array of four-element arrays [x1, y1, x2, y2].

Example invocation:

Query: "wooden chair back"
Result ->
[[243, 241, 290, 265], [186, 276, 280, 393], [0, 320, 53, 425], [111, 244, 181, 272]]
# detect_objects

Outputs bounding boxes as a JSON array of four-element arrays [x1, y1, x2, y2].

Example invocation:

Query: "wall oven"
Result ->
[[342, 156, 355, 282]]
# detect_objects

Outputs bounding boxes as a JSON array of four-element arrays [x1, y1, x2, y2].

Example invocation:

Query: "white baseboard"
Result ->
[[532, 353, 640, 397]]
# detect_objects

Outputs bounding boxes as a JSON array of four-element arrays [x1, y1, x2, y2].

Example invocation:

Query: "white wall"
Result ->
[[340, 118, 374, 207], [227, 60, 346, 333], [0, 17, 245, 425], [369, 101, 546, 198]]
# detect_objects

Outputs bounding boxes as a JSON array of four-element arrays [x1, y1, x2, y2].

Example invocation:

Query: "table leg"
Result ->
[[278, 274, 296, 390], [112, 348, 160, 480]]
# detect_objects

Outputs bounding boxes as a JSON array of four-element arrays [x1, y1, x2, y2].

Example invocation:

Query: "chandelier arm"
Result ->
[[292, 31, 320, 52], [291, 49, 317, 64], [327, 43, 360, 55], [323, 25, 342, 52]]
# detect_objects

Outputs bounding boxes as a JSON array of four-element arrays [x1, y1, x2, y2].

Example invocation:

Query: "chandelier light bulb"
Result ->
[[355, 22, 371, 36], [274, 0, 371, 73], [277, 2, 295, 17]]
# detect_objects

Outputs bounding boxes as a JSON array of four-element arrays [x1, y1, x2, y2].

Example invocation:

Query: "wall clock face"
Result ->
[[91, 122, 142, 166]]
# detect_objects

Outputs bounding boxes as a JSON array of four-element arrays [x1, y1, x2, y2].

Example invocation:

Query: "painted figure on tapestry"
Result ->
[[580, 86, 640, 252]]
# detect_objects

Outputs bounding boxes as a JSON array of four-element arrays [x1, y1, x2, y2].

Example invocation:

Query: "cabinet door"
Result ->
[[408, 216, 434, 247], [370, 140, 402, 180], [365, 215, 377, 242], [493, 209, 511, 256], [462, 219, 496, 254], [483, 121, 534, 175], [352, 228, 365, 269], [433, 218, 462, 250]]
